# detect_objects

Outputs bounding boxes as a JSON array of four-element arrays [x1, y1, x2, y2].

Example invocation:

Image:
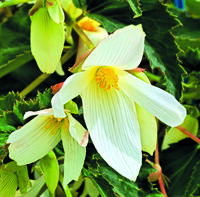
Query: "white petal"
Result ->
[[24, 108, 54, 119], [52, 69, 95, 118], [81, 82, 142, 181], [61, 130, 86, 187], [7, 116, 61, 165], [82, 24, 145, 70], [68, 113, 88, 147], [76, 27, 108, 60], [119, 71, 186, 127], [135, 104, 157, 155]]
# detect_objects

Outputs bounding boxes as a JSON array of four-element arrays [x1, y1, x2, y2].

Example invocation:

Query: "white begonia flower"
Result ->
[[7, 109, 88, 186], [52, 25, 186, 181]]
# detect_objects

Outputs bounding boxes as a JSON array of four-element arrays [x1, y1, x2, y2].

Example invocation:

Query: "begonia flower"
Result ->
[[7, 109, 88, 186], [51, 25, 186, 180]]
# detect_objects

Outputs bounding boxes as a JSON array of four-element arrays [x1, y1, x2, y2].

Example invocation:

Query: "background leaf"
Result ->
[[160, 139, 200, 196]]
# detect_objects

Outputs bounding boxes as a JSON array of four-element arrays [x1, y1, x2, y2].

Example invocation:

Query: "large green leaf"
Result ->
[[134, 0, 185, 99], [160, 139, 200, 196], [0, 5, 31, 67], [169, 9, 200, 72]]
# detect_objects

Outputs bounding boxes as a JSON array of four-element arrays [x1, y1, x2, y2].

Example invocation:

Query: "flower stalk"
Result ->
[[155, 141, 168, 197], [176, 126, 200, 144], [20, 47, 76, 97]]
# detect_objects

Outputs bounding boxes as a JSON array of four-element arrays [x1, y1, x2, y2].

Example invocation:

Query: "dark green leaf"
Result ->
[[126, 0, 142, 18], [184, 160, 200, 197], [0, 117, 16, 132], [160, 139, 200, 196], [0, 52, 33, 78], [72, 0, 87, 8], [13, 99, 40, 123], [135, 0, 185, 99], [0, 92, 21, 113], [84, 144, 162, 197], [36, 88, 52, 109], [0, 5, 31, 66]]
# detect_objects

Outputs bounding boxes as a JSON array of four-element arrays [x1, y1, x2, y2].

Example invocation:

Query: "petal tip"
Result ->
[[80, 131, 89, 147]]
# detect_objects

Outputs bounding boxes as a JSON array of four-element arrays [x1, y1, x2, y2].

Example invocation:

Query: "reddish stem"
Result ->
[[176, 126, 200, 144], [155, 141, 168, 197]]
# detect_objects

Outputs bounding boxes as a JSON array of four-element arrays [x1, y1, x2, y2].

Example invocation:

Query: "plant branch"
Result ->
[[176, 126, 200, 144], [19, 48, 75, 97], [155, 141, 168, 197]]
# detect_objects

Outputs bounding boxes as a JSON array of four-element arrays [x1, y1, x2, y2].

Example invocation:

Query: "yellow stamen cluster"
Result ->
[[45, 115, 69, 135], [78, 17, 100, 32], [95, 68, 119, 91]]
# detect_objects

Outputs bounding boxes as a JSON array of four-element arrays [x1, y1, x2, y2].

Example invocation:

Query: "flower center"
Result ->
[[95, 67, 119, 91], [45, 116, 69, 135]]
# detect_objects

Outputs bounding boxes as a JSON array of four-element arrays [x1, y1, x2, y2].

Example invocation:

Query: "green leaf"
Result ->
[[180, 47, 200, 72], [40, 151, 59, 194], [186, 0, 200, 18], [16, 165, 30, 194], [72, 0, 87, 8], [84, 144, 162, 197], [126, 0, 142, 18], [36, 88, 52, 109], [162, 115, 199, 150], [0, 5, 30, 67], [0, 52, 33, 78], [64, 100, 79, 114], [13, 99, 40, 123], [184, 160, 200, 197], [135, 0, 185, 99], [171, 9, 200, 40], [0, 117, 16, 132], [0, 92, 21, 113], [160, 139, 200, 196], [182, 71, 200, 101]]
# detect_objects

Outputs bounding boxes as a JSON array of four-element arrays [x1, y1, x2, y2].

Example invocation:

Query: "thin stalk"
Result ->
[[64, 185, 72, 197], [144, 71, 162, 82], [20, 48, 75, 97], [20, 73, 50, 97], [155, 141, 168, 197], [72, 23, 94, 49], [176, 126, 200, 144]]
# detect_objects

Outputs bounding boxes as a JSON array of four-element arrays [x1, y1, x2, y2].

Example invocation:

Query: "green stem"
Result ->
[[19, 48, 75, 97], [0, 0, 31, 8], [144, 71, 162, 82], [20, 73, 50, 97], [64, 185, 72, 197], [49, 192, 56, 197], [72, 23, 94, 49]]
